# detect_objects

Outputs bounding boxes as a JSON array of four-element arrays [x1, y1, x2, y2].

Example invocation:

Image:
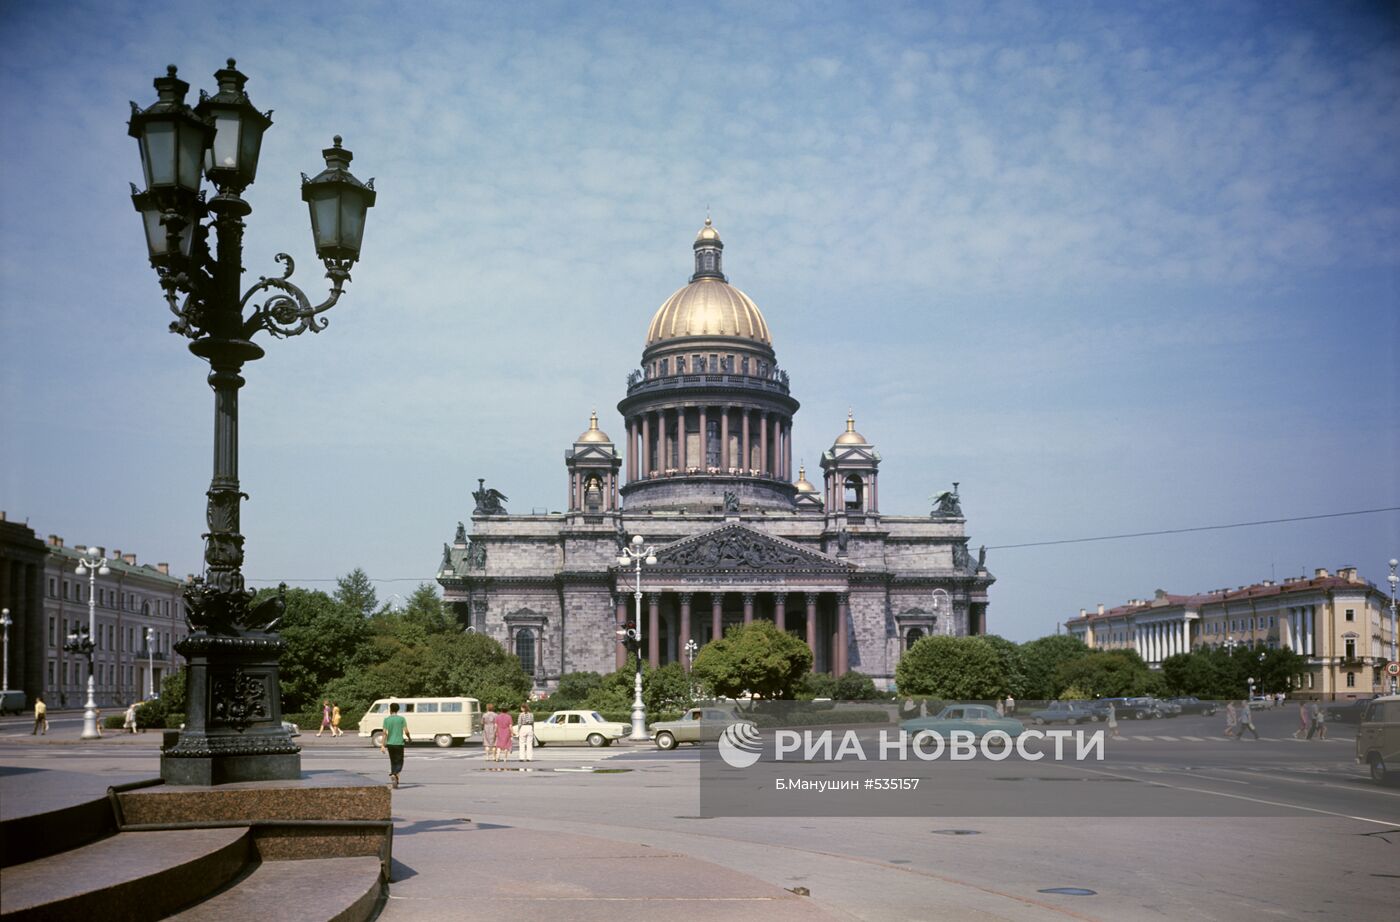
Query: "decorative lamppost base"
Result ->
[[160, 632, 301, 785]]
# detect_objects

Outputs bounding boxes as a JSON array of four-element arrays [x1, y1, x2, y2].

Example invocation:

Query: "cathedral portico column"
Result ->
[[626, 418, 636, 482], [760, 412, 769, 476], [774, 593, 787, 632], [679, 593, 692, 655], [699, 405, 708, 468], [648, 593, 661, 668], [837, 593, 850, 676], [721, 406, 730, 469], [805, 593, 818, 657], [743, 592, 755, 625], [663, 409, 673, 471], [679, 407, 690, 470], [641, 413, 652, 478], [615, 596, 627, 670], [741, 410, 750, 470], [870, 472, 878, 513], [712, 593, 724, 642]]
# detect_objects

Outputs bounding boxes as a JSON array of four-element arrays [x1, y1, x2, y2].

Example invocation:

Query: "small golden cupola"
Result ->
[[794, 464, 818, 493], [834, 411, 868, 445], [576, 409, 611, 444]]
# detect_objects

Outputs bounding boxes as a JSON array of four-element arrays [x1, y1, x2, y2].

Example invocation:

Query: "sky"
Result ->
[[1, 0, 1397, 641]]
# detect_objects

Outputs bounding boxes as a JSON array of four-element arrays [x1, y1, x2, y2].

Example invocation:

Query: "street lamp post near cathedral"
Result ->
[[617, 535, 657, 741], [127, 60, 376, 783]]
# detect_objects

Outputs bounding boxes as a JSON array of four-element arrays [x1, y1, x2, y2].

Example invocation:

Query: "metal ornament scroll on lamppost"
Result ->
[[127, 61, 376, 784], [617, 535, 656, 742], [68, 551, 110, 739]]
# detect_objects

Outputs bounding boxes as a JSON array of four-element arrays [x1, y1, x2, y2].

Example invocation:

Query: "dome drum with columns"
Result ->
[[439, 219, 993, 691]]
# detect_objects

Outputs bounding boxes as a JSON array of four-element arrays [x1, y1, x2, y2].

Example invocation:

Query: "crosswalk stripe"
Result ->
[[1183, 736, 1205, 741], [1132, 736, 1154, 741], [1156, 736, 1180, 741]]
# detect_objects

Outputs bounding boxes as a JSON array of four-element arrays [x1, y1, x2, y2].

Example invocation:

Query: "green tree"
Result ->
[[334, 567, 379, 618], [833, 670, 883, 700], [692, 621, 813, 699], [1053, 651, 1151, 699], [266, 586, 371, 714], [1019, 634, 1090, 699], [980, 634, 1029, 698], [895, 635, 1004, 698]]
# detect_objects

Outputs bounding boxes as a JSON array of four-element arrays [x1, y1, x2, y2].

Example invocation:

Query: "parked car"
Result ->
[[1326, 699, 1375, 724], [1029, 701, 1096, 725], [1247, 696, 1276, 710], [652, 706, 754, 750], [1355, 695, 1400, 785], [282, 720, 300, 738], [1163, 697, 1218, 716], [900, 703, 1026, 740], [1098, 698, 1158, 720], [1148, 698, 1182, 717], [1072, 700, 1112, 721], [533, 710, 630, 747]]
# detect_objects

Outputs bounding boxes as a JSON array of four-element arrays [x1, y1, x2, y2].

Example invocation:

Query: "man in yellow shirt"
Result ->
[[32, 697, 47, 735]]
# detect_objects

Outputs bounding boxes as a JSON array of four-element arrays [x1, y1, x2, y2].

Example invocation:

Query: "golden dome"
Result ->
[[695, 216, 721, 242], [794, 464, 818, 493], [576, 410, 611, 443], [834, 411, 867, 445], [646, 277, 771, 346]]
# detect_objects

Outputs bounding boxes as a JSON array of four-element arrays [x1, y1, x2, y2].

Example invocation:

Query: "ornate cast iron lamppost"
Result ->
[[146, 626, 156, 700], [617, 535, 656, 741], [70, 550, 110, 739], [1388, 558, 1398, 695], [128, 61, 376, 784]]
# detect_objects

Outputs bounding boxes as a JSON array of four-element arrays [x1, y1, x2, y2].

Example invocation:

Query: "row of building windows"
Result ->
[[650, 353, 769, 379], [47, 616, 173, 653], [49, 576, 178, 616]]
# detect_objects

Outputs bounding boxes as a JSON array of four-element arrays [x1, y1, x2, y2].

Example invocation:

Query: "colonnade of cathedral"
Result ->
[[614, 588, 850, 675], [624, 406, 793, 482]]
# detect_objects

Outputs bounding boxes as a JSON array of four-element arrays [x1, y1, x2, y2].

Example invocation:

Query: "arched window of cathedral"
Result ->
[[844, 475, 864, 510], [515, 629, 535, 676], [907, 627, 924, 649]]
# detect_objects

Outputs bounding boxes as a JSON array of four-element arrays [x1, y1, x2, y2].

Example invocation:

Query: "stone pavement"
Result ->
[[378, 818, 843, 921]]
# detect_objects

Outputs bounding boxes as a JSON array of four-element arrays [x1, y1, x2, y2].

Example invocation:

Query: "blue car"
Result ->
[[900, 703, 1026, 740]]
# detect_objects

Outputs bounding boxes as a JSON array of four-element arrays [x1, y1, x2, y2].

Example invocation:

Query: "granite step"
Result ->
[[0, 827, 249, 922], [166, 855, 384, 922]]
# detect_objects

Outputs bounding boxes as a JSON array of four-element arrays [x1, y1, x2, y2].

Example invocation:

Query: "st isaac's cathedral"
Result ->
[[438, 219, 993, 690]]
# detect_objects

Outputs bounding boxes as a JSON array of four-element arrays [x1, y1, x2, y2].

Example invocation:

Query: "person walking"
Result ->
[[123, 703, 137, 734], [1236, 701, 1259, 740], [516, 703, 535, 762], [380, 702, 410, 788], [494, 705, 514, 763], [1224, 701, 1238, 738], [32, 696, 47, 735], [1305, 701, 1322, 740], [1107, 701, 1119, 739], [317, 700, 332, 737], [482, 703, 498, 761], [1295, 701, 1309, 739], [1314, 702, 1328, 740], [1005, 695, 1016, 716], [94, 707, 103, 737], [330, 703, 343, 738]]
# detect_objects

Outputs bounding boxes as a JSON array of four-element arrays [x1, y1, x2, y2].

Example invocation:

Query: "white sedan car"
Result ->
[[533, 710, 630, 747]]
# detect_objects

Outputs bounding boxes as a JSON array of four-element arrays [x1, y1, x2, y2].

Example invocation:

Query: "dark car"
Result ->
[[1325, 699, 1374, 724], [1074, 700, 1112, 721], [1164, 696, 1219, 716], [1098, 697, 1158, 720], [1029, 701, 1096, 725]]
